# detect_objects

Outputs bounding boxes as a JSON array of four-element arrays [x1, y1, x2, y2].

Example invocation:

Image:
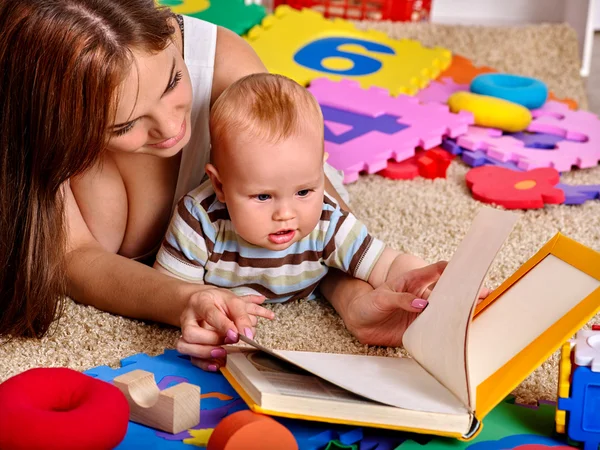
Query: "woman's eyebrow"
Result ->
[[113, 57, 176, 129]]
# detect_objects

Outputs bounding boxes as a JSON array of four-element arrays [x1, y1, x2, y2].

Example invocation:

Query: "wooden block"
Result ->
[[207, 410, 298, 450], [113, 369, 200, 434]]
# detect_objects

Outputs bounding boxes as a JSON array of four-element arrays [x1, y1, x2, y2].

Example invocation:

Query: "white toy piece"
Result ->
[[573, 329, 600, 372]]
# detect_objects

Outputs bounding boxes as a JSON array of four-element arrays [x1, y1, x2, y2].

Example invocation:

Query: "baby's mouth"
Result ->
[[268, 229, 295, 245]]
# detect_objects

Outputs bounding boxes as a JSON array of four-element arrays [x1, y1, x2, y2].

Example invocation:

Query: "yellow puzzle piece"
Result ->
[[555, 341, 573, 434], [245, 5, 451, 96]]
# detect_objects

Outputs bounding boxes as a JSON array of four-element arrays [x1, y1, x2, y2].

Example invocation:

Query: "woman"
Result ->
[[0, 0, 446, 371]]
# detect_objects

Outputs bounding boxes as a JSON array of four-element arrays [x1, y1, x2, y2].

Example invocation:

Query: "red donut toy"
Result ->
[[0, 367, 129, 450]]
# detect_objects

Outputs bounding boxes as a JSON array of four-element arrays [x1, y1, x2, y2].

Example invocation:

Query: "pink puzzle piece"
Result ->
[[456, 101, 600, 172], [415, 77, 469, 104], [308, 78, 474, 183]]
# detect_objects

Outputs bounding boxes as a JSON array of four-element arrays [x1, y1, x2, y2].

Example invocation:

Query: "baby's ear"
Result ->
[[205, 163, 226, 203]]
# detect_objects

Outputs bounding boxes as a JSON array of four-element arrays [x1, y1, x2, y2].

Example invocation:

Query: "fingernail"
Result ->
[[226, 329, 238, 342], [224, 336, 235, 344], [207, 364, 219, 372], [211, 348, 227, 358], [411, 298, 428, 309], [244, 327, 254, 340]]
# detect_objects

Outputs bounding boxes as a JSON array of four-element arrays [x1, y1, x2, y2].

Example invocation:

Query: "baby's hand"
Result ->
[[177, 287, 274, 372]]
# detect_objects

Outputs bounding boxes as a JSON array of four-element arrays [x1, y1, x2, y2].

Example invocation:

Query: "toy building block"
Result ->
[[207, 410, 298, 450], [113, 369, 200, 434]]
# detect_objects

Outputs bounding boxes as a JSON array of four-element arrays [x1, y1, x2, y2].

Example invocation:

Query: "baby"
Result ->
[[155, 73, 432, 308]]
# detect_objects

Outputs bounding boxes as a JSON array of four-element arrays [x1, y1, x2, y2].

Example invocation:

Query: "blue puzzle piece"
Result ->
[[460, 149, 523, 171], [508, 131, 565, 149], [441, 138, 463, 155], [557, 183, 600, 205], [558, 366, 600, 450]]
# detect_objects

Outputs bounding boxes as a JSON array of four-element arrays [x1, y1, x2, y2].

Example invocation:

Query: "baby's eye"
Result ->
[[297, 189, 311, 197], [256, 194, 271, 201]]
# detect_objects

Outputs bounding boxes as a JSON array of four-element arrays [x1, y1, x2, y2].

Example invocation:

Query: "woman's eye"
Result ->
[[113, 121, 135, 137], [256, 194, 271, 201], [167, 70, 183, 92]]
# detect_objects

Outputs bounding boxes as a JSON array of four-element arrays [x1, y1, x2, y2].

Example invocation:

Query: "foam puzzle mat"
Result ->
[[245, 5, 451, 95], [85, 350, 578, 449]]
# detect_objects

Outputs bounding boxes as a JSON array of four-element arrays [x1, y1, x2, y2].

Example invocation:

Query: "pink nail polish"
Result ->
[[207, 364, 219, 372], [244, 327, 254, 340], [226, 329, 238, 342], [211, 348, 227, 358], [411, 298, 428, 309], [224, 336, 235, 345]]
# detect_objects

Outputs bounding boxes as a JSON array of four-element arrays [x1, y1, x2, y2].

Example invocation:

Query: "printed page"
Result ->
[[402, 207, 518, 411], [238, 336, 468, 415]]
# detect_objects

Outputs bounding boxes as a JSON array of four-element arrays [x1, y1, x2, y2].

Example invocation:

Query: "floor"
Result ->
[[586, 32, 600, 114]]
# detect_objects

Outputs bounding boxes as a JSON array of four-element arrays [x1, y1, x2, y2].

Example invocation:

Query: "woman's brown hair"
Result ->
[[0, 0, 175, 338]]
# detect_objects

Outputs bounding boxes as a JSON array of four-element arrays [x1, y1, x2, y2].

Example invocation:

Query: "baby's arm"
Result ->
[[367, 248, 428, 289]]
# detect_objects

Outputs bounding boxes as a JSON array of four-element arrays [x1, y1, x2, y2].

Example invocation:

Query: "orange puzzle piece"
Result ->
[[439, 54, 578, 110]]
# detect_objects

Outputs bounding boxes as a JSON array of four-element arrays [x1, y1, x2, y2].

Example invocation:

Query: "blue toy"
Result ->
[[470, 73, 548, 109]]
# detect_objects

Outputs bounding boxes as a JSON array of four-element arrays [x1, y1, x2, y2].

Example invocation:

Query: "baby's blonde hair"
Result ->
[[210, 73, 323, 156]]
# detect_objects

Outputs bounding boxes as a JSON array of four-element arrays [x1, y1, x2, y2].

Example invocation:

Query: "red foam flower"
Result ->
[[466, 166, 565, 209]]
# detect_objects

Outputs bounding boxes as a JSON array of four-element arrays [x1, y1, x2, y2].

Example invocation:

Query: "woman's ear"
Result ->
[[205, 163, 226, 203]]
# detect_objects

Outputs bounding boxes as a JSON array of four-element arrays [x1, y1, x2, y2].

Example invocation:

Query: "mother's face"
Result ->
[[107, 42, 193, 158]]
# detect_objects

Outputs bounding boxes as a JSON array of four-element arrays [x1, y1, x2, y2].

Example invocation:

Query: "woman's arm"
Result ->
[[64, 182, 195, 326]]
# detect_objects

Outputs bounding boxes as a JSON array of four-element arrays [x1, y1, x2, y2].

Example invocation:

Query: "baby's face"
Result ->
[[216, 128, 325, 251]]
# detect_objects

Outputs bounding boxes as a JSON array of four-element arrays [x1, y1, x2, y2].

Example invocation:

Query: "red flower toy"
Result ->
[[466, 166, 565, 209]]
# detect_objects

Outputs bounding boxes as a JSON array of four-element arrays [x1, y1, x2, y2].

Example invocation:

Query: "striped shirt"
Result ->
[[156, 180, 385, 303]]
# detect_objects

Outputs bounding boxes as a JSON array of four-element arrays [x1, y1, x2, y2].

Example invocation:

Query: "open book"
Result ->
[[221, 207, 600, 440]]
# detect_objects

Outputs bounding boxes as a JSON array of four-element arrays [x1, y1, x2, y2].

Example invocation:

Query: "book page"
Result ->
[[239, 335, 468, 415], [402, 207, 518, 411], [469, 254, 600, 385]]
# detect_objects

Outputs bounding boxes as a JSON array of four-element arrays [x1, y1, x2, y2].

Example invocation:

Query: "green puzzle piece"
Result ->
[[325, 440, 358, 450], [158, 0, 266, 35], [397, 397, 574, 449]]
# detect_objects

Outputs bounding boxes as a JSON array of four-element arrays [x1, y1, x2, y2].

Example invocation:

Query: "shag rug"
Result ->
[[2, 20, 598, 411]]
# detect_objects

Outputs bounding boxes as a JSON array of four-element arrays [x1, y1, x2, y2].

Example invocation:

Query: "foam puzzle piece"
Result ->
[[508, 131, 568, 149], [378, 147, 455, 180], [158, 0, 265, 35], [398, 397, 574, 449], [245, 6, 452, 95], [415, 77, 469, 104], [456, 102, 600, 171], [557, 366, 600, 450], [465, 166, 565, 209], [572, 330, 600, 372], [308, 78, 473, 183], [556, 184, 600, 205], [86, 351, 412, 450], [436, 54, 578, 110]]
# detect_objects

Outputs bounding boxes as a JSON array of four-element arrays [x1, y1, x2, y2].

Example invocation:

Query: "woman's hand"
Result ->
[[342, 261, 448, 347], [176, 287, 274, 372]]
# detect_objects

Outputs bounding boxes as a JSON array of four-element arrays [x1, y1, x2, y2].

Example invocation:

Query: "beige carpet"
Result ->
[[2, 22, 599, 410]]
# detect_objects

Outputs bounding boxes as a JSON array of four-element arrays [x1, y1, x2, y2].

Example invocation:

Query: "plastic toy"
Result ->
[[448, 91, 532, 132], [308, 77, 472, 183], [207, 410, 298, 450], [245, 6, 452, 95], [557, 184, 600, 205], [556, 330, 600, 450], [272, 0, 433, 21], [0, 367, 129, 450], [437, 54, 578, 110], [113, 369, 200, 434], [378, 147, 455, 180], [465, 166, 565, 209], [470, 73, 548, 109], [157, 0, 265, 35]]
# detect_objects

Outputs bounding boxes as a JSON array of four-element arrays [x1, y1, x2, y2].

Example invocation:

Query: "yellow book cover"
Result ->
[[222, 207, 600, 439]]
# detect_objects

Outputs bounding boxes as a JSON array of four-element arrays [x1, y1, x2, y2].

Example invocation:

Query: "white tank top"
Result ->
[[174, 15, 217, 207]]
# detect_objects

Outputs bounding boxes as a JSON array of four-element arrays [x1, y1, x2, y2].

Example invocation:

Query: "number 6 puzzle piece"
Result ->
[[308, 78, 473, 183], [245, 6, 452, 95]]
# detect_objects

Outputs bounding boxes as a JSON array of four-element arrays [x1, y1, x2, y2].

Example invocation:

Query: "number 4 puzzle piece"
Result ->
[[245, 6, 452, 95], [308, 78, 473, 183]]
